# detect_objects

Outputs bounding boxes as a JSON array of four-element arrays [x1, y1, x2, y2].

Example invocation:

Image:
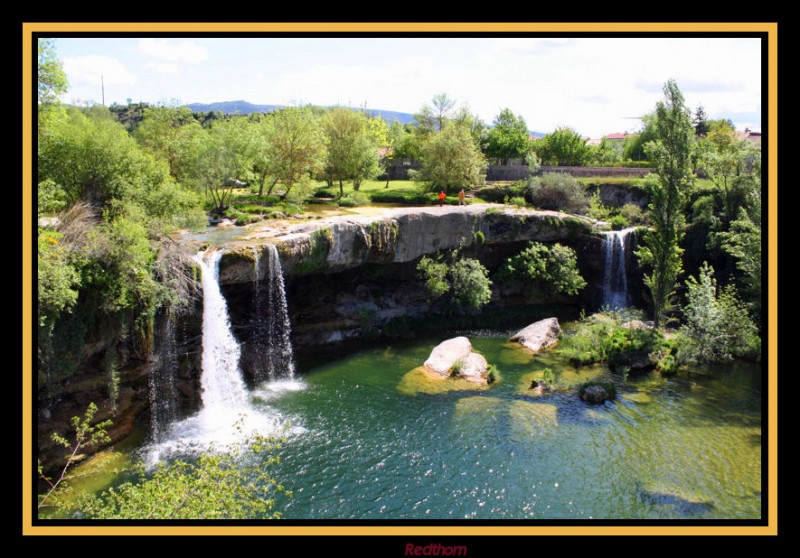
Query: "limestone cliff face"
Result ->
[[217, 205, 594, 285]]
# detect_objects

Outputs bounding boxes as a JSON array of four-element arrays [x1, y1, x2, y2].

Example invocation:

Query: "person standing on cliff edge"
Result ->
[[458, 189, 465, 206], [438, 190, 446, 207]]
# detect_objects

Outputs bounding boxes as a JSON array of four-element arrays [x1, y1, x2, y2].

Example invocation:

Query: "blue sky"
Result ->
[[53, 36, 762, 138]]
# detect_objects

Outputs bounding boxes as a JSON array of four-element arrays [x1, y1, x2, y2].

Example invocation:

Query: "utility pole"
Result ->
[[101, 75, 105, 106]]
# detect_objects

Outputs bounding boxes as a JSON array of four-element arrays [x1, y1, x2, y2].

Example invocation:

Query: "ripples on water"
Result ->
[[136, 334, 760, 520]]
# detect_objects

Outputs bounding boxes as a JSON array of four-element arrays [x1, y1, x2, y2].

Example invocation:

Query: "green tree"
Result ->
[[720, 189, 762, 323], [384, 120, 414, 186], [37, 230, 80, 328], [485, 108, 531, 165], [693, 105, 710, 137], [622, 114, 658, 161], [134, 105, 203, 182], [636, 80, 695, 327], [679, 263, 760, 363], [698, 126, 760, 222], [320, 108, 383, 195], [417, 250, 492, 309], [413, 121, 487, 193], [415, 93, 456, 133], [258, 107, 325, 198], [534, 127, 592, 166], [499, 241, 586, 299], [38, 38, 67, 105], [593, 137, 623, 164]]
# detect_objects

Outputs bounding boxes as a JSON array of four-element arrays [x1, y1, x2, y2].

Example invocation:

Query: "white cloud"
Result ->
[[493, 37, 574, 57], [144, 62, 181, 75], [63, 55, 138, 86], [137, 38, 208, 64]]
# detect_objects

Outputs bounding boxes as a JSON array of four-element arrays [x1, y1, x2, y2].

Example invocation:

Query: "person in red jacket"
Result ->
[[438, 190, 446, 207]]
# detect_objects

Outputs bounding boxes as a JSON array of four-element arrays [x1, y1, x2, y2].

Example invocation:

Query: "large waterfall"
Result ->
[[142, 248, 305, 466], [602, 228, 636, 309], [251, 244, 296, 381], [193, 250, 249, 408]]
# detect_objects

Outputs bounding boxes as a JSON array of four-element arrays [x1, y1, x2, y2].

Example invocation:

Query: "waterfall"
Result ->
[[147, 313, 180, 440], [192, 250, 248, 408], [256, 244, 296, 381], [602, 228, 636, 309]]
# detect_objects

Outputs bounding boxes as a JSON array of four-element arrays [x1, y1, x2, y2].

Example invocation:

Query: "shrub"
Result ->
[[498, 241, 586, 299], [541, 367, 556, 386], [473, 230, 485, 247], [505, 196, 527, 207], [587, 192, 612, 221], [338, 191, 369, 207], [525, 173, 589, 214], [450, 358, 465, 376], [609, 215, 630, 230], [619, 203, 647, 225], [417, 250, 492, 309], [679, 262, 760, 363]]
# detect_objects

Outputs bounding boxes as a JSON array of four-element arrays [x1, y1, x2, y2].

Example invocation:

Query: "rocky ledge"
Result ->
[[213, 204, 595, 285]]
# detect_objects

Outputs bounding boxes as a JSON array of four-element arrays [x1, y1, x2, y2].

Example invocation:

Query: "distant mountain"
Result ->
[[184, 100, 546, 133], [530, 131, 546, 139], [184, 100, 416, 124], [185, 100, 281, 114]]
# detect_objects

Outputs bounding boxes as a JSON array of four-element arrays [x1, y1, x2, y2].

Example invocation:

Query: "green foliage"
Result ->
[[622, 114, 658, 162], [541, 367, 556, 386], [534, 127, 592, 166], [450, 358, 465, 376], [296, 228, 333, 275], [413, 120, 488, 193], [591, 137, 624, 165], [37, 230, 80, 327], [417, 250, 492, 309], [525, 173, 589, 214], [720, 195, 762, 322], [473, 230, 485, 247], [605, 326, 662, 373], [76, 434, 289, 519], [636, 81, 695, 327], [609, 215, 630, 231], [619, 203, 648, 226], [38, 179, 69, 215], [338, 191, 370, 207], [679, 263, 760, 363], [587, 192, 612, 221], [320, 108, 383, 195], [448, 258, 493, 308], [484, 108, 532, 164], [473, 181, 527, 203], [506, 196, 527, 207], [38, 403, 112, 510], [38, 38, 67, 105], [486, 364, 501, 384], [499, 241, 586, 299]]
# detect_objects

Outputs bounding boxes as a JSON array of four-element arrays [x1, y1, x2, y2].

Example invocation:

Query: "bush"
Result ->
[[587, 192, 612, 221], [338, 191, 369, 207], [417, 250, 492, 309], [525, 173, 589, 214], [487, 364, 501, 384], [619, 203, 648, 225], [679, 262, 761, 363], [498, 241, 586, 299], [541, 367, 556, 386], [609, 215, 630, 230], [505, 195, 527, 207]]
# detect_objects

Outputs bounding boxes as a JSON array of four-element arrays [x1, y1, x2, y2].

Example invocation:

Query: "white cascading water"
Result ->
[[602, 228, 636, 309], [263, 244, 296, 380], [141, 249, 305, 467], [194, 250, 249, 408]]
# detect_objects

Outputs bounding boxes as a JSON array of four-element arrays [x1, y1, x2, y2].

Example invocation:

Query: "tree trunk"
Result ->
[[339, 180, 344, 197], [266, 177, 279, 196]]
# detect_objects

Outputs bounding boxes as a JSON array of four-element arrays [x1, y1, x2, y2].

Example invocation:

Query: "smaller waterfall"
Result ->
[[193, 250, 248, 409], [147, 313, 179, 440], [602, 228, 636, 309], [253, 244, 296, 381]]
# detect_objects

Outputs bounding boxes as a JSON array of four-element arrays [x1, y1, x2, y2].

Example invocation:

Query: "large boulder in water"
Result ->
[[510, 318, 562, 353], [423, 337, 488, 385]]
